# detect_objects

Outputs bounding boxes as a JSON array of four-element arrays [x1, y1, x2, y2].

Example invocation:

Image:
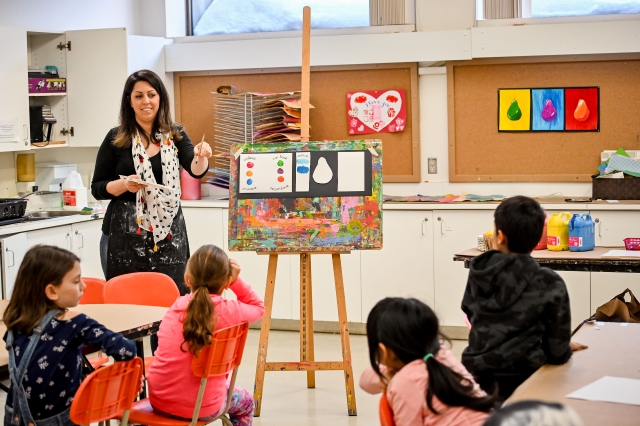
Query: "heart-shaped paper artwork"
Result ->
[[347, 89, 405, 134]]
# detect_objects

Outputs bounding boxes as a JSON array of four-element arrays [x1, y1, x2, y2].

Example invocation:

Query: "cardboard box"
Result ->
[[28, 77, 66, 94]]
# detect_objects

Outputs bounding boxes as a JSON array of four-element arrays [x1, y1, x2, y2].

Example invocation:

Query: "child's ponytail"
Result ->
[[182, 285, 215, 356], [424, 350, 495, 413], [181, 245, 231, 356]]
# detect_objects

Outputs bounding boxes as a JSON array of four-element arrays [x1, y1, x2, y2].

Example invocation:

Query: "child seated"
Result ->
[[3, 245, 137, 426], [360, 297, 495, 425], [462, 196, 587, 403], [148, 245, 265, 424]]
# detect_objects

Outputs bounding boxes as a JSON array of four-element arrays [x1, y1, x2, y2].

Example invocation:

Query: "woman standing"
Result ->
[[91, 69, 211, 295]]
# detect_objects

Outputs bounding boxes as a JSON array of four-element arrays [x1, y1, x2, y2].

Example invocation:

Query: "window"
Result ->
[[191, 0, 370, 36], [532, 0, 640, 18]]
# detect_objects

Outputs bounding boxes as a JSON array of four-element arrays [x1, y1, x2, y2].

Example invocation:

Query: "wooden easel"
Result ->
[[253, 7, 357, 417]]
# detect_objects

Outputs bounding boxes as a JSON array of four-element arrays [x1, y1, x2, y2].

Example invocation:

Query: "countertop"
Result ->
[[180, 195, 640, 211], [0, 211, 105, 237]]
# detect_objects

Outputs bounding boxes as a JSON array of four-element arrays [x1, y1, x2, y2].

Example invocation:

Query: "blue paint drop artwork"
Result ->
[[532, 89, 564, 131], [296, 165, 310, 174], [246, 179, 253, 185], [297, 158, 310, 164]]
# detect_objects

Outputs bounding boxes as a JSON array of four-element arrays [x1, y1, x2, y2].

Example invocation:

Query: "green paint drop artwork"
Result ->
[[507, 100, 522, 121]]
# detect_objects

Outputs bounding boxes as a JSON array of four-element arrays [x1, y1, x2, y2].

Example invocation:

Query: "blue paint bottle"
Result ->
[[568, 213, 595, 252]]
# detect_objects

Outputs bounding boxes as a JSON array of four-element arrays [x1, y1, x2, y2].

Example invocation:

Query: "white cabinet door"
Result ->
[[65, 28, 128, 147], [27, 225, 73, 251], [0, 26, 29, 152], [555, 271, 592, 330], [433, 210, 495, 327], [291, 251, 362, 323], [72, 220, 104, 279], [2, 233, 29, 299], [591, 272, 640, 314], [222, 209, 292, 320], [182, 207, 224, 254], [361, 211, 434, 322], [590, 211, 640, 247]]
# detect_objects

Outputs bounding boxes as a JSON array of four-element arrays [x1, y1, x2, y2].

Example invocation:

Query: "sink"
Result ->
[[27, 211, 81, 218]]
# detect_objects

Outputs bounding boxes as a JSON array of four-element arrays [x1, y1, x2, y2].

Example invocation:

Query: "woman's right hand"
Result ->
[[123, 175, 147, 193]]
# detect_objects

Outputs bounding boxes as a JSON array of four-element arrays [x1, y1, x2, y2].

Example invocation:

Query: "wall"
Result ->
[[415, 0, 476, 31]]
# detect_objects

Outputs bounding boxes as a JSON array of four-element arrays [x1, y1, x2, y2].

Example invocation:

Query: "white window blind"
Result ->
[[483, 0, 523, 19], [369, 0, 406, 25]]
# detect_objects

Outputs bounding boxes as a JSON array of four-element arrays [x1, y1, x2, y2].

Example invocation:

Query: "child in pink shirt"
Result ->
[[360, 298, 495, 426], [148, 245, 265, 424]]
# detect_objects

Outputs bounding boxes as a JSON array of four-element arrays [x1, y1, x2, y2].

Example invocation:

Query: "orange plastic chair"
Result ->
[[79, 277, 109, 370], [104, 272, 180, 375], [104, 272, 180, 307], [70, 357, 142, 426], [380, 392, 396, 426], [79, 277, 106, 304], [121, 322, 250, 426]]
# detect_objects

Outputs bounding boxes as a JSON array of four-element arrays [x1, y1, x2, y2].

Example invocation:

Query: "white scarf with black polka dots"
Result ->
[[131, 132, 181, 247]]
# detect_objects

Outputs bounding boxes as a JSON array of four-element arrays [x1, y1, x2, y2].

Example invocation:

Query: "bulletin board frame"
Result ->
[[447, 54, 640, 183], [174, 63, 420, 182]]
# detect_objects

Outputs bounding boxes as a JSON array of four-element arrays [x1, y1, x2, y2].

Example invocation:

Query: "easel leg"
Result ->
[[253, 254, 278, 417], [332, 254, 357, 415], [300, 253, 316, 388]]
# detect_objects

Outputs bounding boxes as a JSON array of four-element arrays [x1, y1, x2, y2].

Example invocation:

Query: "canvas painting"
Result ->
[[532, 88, 565, 131], [498, 89, 531, 131], [347, 89, 406, 135], [229, 140, 383, 252], [565, 87, 599, 131]]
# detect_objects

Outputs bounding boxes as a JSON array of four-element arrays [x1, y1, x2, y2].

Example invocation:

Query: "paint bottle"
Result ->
[[534, 213, 548, 250], [62, 171, 88, 211], [569, 213, 595, 252], [547, 212, 571, 251]]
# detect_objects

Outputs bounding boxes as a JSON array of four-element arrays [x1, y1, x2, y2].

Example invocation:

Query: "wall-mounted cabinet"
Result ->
[[25, 28, 172, 149], [0, 26, 29, 152]]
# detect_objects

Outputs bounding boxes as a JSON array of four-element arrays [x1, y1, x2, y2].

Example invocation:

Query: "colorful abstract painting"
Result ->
[[347, 89, 406, 135], [532, 88, 565, 131], [228, 140, 383, 252], [565, 87, 599, 131], [498, 89, 531, 131]]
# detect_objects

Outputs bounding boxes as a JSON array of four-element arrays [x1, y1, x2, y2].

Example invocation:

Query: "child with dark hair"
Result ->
[[3, 245, 136, 426], [462, 196, 587, 404], [360, 297, 495, 425], [148, 245, 264, 424], [483, 400, 584, 426]]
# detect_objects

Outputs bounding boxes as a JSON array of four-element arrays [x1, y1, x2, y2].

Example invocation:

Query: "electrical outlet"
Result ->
[[428, 158, 437, 174]]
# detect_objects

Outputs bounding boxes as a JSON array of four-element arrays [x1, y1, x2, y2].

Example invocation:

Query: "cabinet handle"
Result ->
[[23, 124, 29, 146], [422, 217, 429, 235], [437, 217, 446, 235], [75, 230, 84, 248], [66, 233, 71, 250], [595, 218, 601, 237], [5, 248, 14, 267]]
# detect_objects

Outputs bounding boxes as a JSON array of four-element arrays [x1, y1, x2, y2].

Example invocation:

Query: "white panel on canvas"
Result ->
[[296, 152, 310, 192], [239, 153, 292, 193], [338, 151, 365, 192]]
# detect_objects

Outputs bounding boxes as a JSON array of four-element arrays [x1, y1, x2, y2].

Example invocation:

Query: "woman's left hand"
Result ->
[[194, 141, 213, 160]]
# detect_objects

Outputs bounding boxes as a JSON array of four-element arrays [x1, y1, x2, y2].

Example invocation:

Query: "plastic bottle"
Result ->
[[569, 213, 596, 252], [534, 213, 548, 250], [547, 212, 571, 251], [62, 171, 88, 211]]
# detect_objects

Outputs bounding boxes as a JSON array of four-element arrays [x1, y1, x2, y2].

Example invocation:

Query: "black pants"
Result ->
[[476, 373, 533, 407]]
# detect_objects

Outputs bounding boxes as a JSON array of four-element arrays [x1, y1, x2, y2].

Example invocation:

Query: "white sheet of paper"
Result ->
[[337, 151, 365, 192], [607, 200, 620, 203], [567, 376, 640, 406], [119, 175, 173, 192], [602, 250, 640, 258], [295, 152, 310, 192], [239, 153, 292, 194], [0, 118, 19, 143]]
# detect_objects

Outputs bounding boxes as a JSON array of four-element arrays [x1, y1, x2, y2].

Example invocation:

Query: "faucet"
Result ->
[[20, 190, 60, 199]]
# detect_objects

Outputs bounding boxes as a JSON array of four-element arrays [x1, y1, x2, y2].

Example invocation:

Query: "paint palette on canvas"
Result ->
[[229, 140, 382, 252]]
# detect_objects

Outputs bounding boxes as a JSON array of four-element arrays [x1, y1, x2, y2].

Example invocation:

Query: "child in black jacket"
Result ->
[[461, 196, 587, 404]]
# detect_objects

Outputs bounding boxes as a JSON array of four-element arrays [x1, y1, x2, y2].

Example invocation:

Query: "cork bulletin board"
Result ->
[[174, 63, 420, 182], [447, 54, 640, 182]]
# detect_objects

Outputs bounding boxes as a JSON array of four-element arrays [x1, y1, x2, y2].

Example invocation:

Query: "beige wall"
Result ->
[[416, 0, 476, 31]]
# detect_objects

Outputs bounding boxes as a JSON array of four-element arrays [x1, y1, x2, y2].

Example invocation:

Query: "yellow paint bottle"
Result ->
[[547, 212, 571, 251]]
